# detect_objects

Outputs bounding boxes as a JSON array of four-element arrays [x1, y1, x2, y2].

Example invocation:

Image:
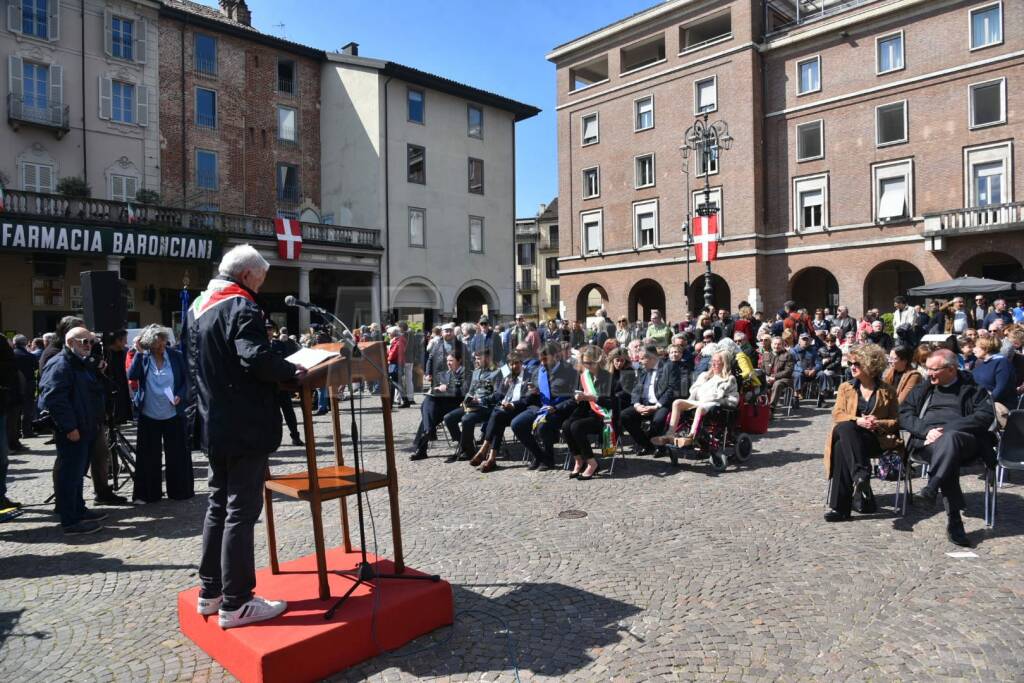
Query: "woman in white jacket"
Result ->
[[652, 351, 738, 448]]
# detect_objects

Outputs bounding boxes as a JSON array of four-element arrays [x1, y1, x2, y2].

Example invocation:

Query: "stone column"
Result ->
[[370, 269, 381, 325], [298, 267, 311, 331]]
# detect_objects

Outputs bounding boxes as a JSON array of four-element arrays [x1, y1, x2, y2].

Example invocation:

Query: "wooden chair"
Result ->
[[262, 341, 405, 600]]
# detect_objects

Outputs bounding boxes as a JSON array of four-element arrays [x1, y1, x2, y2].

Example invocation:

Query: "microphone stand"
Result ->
[[310, 305, 438, 621]]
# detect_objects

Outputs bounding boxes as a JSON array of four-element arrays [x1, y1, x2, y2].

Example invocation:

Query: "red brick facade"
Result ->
[[158, 5, 321, 218], [550, 0, 1024, 322]]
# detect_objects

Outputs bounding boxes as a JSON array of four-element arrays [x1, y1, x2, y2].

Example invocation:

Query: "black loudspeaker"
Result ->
[[81, 270, 127, 333]]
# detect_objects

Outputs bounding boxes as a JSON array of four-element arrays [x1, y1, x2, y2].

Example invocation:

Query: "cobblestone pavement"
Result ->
[[2, 396, 1023, 682]]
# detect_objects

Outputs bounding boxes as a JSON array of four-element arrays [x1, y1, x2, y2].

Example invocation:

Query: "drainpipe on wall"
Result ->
[[180, 18, 187, 206], [382, 75, 392, 323], [80, 0, 87, 181]]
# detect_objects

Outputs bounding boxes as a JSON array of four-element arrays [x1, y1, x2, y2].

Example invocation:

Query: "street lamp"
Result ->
[[681, 113, 732, 312]]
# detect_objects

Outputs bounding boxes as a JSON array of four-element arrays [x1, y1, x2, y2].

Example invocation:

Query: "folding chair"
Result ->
[[989, 410, 1024, 528], [775, 384, 796, 417], [824, 447, 906, 516]]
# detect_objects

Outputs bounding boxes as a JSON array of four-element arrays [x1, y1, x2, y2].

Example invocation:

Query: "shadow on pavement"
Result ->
[[0, 609, 50, 650], [0, 552, 192, 581], [335, 581, 642, 680]]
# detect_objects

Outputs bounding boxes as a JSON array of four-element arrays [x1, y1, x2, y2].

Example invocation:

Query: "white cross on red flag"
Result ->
[[274, 217, 303, 260], [692, 213, 718, 263]]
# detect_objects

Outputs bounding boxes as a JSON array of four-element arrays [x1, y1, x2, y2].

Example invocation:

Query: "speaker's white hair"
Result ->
[[218, 244, 269, 278]]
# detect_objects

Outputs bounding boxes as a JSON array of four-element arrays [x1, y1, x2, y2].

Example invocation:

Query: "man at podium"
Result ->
[[187, 245, 305, 629]]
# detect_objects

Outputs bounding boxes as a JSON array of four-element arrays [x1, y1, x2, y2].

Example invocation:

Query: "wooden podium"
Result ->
[[263, 341, 404, 600]]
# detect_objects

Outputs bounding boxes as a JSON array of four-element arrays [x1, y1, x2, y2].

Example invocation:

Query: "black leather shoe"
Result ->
[[913, 485, 938, 509], [290, 435, 304, 446], [409, 451, 428, 461], [536, 462, 552, 472], [94, 494, 128, 506], [636, 446, 655, 456], [444, 453, 460, 464], [946, 515, 972, 547], [824, 510, 851, 522]]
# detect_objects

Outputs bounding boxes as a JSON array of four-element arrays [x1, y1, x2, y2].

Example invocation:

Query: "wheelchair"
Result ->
[[663, 399, 754, 472]]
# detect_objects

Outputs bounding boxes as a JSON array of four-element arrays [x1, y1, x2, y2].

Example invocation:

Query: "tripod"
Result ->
[[324, 345, 439, 621]]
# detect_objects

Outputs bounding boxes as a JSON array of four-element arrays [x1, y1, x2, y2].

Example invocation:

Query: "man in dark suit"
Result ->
[[410, 351, 465, 461], [620, 345, 680, 455], [510, 342, 578, 470], [900, 348, 995, 548], [471, 350, 534, 472], [468, 316, 505, 366]]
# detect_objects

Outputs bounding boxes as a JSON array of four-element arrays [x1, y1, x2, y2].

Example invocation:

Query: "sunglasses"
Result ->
[[849, 361, 861, 369], [72, 338, 94, 345]]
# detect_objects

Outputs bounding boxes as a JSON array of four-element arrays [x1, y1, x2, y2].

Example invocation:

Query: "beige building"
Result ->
[[514, 198, 561, 322], [320, 46, 539, 327]]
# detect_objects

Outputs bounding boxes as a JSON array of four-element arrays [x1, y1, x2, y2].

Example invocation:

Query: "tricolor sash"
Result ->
[[190, 278, 254, 320]]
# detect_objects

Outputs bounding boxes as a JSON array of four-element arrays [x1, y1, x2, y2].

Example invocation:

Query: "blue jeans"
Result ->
[[55, 436, 94, 527], [511, 406, 565, 466], [0, 417, 8, 499], [316, 387, 329, 412]]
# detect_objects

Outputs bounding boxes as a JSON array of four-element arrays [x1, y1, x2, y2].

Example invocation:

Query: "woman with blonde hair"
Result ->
[[823, 343, 899, 521], [651, 350, 738, 448]]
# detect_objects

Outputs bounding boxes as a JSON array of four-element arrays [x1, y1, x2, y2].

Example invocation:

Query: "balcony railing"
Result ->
[[194, 56, 217, 77], [1, 189, 381, 249], [7, 94, 70, 136], [519, 304, 537, 315], [516, 280, 537, 293], [515, 224, 539, 239], [277, 186, 301, 204], [923, 202, 1024, 238], [764, 0, 878, 35]]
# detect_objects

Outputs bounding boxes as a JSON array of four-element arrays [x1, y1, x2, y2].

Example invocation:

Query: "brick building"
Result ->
[[547, 0, 1024, 321], [514, 198, 561, 322], [157, 0, 380, 331]]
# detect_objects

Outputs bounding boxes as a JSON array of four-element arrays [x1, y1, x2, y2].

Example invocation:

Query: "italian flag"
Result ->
[[581, 369, 616, 454]]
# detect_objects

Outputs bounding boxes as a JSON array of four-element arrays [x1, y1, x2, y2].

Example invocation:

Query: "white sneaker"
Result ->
[[218, 596, 287, 629], [197, 594, 223, 616]]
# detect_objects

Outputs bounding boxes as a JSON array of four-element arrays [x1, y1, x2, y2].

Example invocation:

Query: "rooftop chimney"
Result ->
[[341, 41, 359, 56], [219, 0, 252, 26], [538, 203, 547, 217]]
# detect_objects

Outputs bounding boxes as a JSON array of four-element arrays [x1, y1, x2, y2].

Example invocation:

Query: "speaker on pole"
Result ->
[[81, 270, 127, 333]]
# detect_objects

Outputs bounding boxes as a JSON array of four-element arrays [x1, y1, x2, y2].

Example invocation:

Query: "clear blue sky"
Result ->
[[231, 0, 655, 217]]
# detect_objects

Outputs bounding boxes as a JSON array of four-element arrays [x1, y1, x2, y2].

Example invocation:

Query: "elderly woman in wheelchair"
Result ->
[[652, 350, 739, 449]]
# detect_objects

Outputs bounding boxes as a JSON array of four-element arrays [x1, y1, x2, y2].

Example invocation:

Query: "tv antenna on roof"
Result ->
[[273, 21, 286, 37]]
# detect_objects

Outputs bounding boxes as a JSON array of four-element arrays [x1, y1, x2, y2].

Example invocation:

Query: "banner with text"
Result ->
[[0, 221, 221, 261]]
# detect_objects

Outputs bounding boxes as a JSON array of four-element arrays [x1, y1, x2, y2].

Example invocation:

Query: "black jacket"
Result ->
[[38, 348, 106, 441], [0, 339, 16, 407], [425, 338, 464, 382], [187, 277, 296, 455], [13, 346, 36, 397], [899, 370, 996, 465], [429, 366, 465, 399], [630, 361, 681, 407]]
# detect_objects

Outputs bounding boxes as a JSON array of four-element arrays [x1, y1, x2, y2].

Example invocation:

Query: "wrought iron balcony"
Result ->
[[0, 189, 382, 249], [519, 304, 537, 315], [515, 224, 539, 239], [7, 94, 70, 137], [923, 202, 1024, 238], [516, 280, 537, 293]]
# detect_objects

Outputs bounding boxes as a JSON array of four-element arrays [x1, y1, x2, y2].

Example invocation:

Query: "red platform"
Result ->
[[178, 548, 453, 683]]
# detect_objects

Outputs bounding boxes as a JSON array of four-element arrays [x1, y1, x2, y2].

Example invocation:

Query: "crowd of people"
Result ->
[[1, 247, 1022, 624]]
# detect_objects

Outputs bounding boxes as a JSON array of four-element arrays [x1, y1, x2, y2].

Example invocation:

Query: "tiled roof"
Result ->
[[160, 0, 324, 57], [540, 198, 558, 221]]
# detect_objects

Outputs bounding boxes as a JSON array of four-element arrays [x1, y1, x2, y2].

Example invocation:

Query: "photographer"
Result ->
[[128, 325, 192, 503]]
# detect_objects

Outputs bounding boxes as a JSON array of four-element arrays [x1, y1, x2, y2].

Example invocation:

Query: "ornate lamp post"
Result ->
[[681, 113, 732, 312]]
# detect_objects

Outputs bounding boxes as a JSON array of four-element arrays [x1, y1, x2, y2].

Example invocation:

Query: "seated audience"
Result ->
[[562, 345, 615, 480], [970, 336, 1014, 427], [759, 336, 795, 410], [900, 349, 996, 547], [652, 351, 739, 448], [818, 335, 843, 396], [409, 352, 465, 461], [470, 351, 532, 472], [823, 344, 899, 521], [442, 349, 500, 463], [791, 333, 822, 396], [883, 346, 922, 404], [510, 342, 579, 470], [619, 345, 680, 455]]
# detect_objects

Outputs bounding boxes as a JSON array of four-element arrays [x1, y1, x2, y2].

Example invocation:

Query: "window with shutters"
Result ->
[[21, 61, 49, 112], [21, 0, 49, 39], [469, 216, 484, 253], [581, 112, 598, 145], [635, 154, 655, 188], [872, 159, 913, 222], [582, 167, 599, 199], [21, 161, 54, 193], [111, 80, 134, 123], [633, 199, 658, 249], [581, 210, 602, 255], [110, 174, 138, 202], [196, 87, 216, 128], [468, 157, 484, 194], [545, 257, 558, 279], [517, 242, 535, 266], [634, 95, 654, 131], [111, 16, 133, 60], [277, 105, 296, 141], [694, 77, 717, 114], [793, 174, 828, 231], [196, 149, 218, 190]]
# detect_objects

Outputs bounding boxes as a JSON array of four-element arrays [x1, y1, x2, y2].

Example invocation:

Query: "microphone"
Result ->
[[284, 295, 318, 310]]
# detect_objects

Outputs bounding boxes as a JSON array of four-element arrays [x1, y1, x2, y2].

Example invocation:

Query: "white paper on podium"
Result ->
[[286, 347, 339, 369]]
